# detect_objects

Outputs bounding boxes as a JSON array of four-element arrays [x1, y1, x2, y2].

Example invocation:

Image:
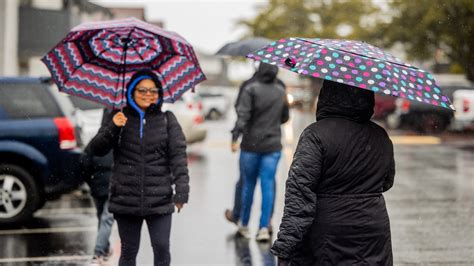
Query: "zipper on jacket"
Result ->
[[140, 117, 146, 216]]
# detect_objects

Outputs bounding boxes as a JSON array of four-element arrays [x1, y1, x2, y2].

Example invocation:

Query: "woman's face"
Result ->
[[133, 79, 159, 111]]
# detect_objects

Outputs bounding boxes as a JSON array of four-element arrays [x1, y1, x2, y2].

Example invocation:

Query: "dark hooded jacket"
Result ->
[[272, 80, 395, 265], [231, 63, 289, 153], [86, 71, 189, 216]]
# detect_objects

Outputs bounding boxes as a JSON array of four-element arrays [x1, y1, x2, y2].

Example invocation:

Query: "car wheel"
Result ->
[[418, 113, 447, 134], [208, 109, 222, 120], [0, 164, 41, 225]]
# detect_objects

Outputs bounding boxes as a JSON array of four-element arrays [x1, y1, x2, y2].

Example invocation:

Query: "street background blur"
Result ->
[[0, 0, 473, 265]]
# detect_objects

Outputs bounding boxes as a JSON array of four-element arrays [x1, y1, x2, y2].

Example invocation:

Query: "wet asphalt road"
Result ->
[[0, 110, 473, 265]]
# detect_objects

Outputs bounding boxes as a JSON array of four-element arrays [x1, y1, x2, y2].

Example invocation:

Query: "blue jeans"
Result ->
[[240, 151, 281, 228], [93, 197, 114, 256], [232, 172, 277, 222]]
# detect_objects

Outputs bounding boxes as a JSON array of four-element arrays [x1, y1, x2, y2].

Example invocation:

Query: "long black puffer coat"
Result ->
[[87, 104, 189, 216], [272, 80, 395, 265]]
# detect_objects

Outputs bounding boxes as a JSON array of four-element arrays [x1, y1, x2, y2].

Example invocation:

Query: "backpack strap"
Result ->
[[164, 111, 169, 130]]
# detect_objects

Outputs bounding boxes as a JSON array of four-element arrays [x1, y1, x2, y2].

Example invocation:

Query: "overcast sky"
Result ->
[[92, 0, 266, 54]]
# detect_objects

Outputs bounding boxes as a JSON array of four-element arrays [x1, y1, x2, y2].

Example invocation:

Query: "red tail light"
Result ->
[[193, 115, 204, 125], [401, 100, 411, 112], [463, 99, 470, 113], [53, 117, 77, 150]]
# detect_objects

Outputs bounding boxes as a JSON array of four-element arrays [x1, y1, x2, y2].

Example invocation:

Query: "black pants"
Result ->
[[115, 213, 172, 266]]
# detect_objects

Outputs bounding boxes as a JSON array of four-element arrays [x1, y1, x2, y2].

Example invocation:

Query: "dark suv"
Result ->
[[0, 77, 83, 224], [386, 84, 465, 133]]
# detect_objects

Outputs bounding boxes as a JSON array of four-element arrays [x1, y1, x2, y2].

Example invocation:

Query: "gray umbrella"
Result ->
[[215, 37, 272, 57]]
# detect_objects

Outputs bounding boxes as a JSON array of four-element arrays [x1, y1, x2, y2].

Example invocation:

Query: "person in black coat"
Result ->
[[80, 144, 114, 264], [87, 69, 189, 266], [272, 80, 395, 265], [80, 108, 115, 264]]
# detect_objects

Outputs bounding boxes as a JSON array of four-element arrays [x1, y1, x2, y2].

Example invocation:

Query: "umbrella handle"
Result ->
[[285, 57, 296, 68]]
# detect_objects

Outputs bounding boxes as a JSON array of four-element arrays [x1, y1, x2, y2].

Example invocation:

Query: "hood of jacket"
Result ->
[[255, 63, 278, 83], [126, 71, 164, 138], [126, 75, 163, 115], [316, 80, 375, 123]]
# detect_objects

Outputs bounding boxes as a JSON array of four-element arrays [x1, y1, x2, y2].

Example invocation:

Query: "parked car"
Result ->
[[162, 95, 207, 144], [198, 91, 231, 120], [0, 77, 83, 224], [70, 93, 207, 146], [373, 94, 396, 120], [450, 87, 474, 131], [386, 84, 470, 133], [67, 95, 104, 146]]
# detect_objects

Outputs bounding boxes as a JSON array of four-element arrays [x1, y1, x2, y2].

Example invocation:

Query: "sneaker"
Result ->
[[237, 226, 250, 239], [256, 227, 271, 242], [91, 255, 103, 265], [225, 209, 238, 225]]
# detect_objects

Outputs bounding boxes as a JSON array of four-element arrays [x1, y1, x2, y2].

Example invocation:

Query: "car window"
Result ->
[[0, 83, 62, 119], [68, 95, 103, 110]]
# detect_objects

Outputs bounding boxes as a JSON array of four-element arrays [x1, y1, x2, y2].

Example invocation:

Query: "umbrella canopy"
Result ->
[[216, 37, 272, 57], [247, 37, 455, 111], [42, 17, 206, 108]]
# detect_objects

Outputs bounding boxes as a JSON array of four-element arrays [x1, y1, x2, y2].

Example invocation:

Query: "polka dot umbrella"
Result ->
[[247, 37, 455, 111], [42, 17, 206, 109]]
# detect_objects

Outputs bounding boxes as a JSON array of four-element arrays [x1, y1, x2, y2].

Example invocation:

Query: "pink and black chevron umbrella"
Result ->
[[42, 17, 206, 108], [247, 37, 455, 111]]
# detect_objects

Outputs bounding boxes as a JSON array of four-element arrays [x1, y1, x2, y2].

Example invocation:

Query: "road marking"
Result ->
[[390, 136, 441, 145], [0, 255, 90, 263], [0, 226, 96, 235], [36, 207, 95, 215]]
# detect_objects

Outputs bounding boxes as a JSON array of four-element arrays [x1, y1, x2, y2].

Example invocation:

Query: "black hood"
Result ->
[[316, 80, 375, 123], [256, 63, 278, 83]]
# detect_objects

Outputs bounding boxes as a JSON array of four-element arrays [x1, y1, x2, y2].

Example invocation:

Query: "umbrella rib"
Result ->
[[117, 27, 136, 108], [145, 44, 180, 68], [131, 45, 146, 62], [296, 38, 421, 70], [68, 44, 119, 79]]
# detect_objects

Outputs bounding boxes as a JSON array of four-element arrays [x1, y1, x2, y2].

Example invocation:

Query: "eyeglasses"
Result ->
[[135, 87, 159, 95]]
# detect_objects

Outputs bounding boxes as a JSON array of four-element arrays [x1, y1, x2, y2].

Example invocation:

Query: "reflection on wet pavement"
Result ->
[[388, 145, 474, 264], [231, 234, 275, 266], [0, 110, 473, 265]]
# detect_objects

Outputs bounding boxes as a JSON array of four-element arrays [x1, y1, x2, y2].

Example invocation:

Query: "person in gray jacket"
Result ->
[[230, 63, 289, 242]]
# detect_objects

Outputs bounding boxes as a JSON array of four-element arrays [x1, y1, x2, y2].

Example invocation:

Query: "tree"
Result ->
[[239, 0, 380, 40], [239, 0, 381, 105], [373, 0, 474, 81]]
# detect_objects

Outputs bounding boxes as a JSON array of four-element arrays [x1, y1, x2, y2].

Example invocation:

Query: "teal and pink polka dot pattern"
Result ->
[[247, 37, 455, 111]]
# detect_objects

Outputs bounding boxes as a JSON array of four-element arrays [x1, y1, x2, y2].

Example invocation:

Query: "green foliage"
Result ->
[[239, 0, 380, 40], [368, 0, 474, 80], [240, 0, 474, 81]]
